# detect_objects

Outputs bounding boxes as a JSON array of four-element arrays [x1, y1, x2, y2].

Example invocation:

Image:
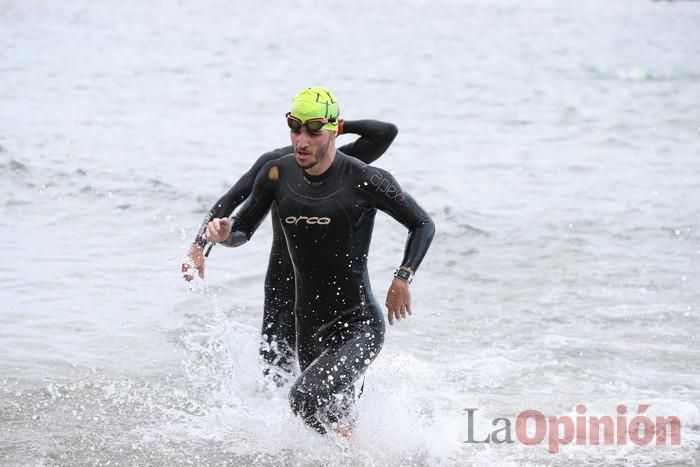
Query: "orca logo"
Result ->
[[285, 216, 332, 226]]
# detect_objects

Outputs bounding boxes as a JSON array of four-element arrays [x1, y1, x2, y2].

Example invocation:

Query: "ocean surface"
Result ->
[[1, 0, 699, 465]]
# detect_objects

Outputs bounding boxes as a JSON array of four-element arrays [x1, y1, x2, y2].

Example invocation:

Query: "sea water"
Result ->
[[1, 0, 699, 465]]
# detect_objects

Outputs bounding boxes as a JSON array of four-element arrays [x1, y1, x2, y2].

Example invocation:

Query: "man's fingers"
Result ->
[[387, 286, 412, 325], [198, 264, 205, 279], [207, 221, 217, 234], [182, 262, 194, 282], [207, 222, 222, 241], [389, 301, 411, 322], [205, 218, 232, 243]]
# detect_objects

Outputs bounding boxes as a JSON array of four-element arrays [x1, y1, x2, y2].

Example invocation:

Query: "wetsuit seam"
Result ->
[[285, 183, 346, 201]]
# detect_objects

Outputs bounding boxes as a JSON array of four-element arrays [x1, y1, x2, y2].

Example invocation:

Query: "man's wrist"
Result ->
[[393, 267, 414, 284], [223, 230, 248, 248]]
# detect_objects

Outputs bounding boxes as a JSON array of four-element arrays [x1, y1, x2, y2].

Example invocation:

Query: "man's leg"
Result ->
[[288, 322, 384, 434], [260, 301, 295, 385], [260, 237, 296, 385]]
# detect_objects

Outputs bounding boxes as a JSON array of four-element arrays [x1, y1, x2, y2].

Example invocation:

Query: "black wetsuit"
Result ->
[[192, 121, 397, 380], [227, 151, 435, 433]]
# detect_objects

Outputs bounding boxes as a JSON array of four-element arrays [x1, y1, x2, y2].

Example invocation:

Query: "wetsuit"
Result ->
[[226, 151, 435, 433], [192, 121, 398, 380]]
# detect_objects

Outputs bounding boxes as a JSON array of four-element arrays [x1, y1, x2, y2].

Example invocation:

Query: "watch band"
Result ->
[[393, 268, 413, 284]]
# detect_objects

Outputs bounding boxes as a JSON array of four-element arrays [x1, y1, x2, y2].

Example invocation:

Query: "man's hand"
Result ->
[[205, 217, 233, 243], [385, 277, 412, 325], [182, 244, 205, 281]]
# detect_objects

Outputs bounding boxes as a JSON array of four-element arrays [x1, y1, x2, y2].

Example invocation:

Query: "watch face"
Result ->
[[396, 269, 411, 280]]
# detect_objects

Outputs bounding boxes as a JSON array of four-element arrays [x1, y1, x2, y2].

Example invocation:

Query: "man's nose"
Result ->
[[292, 130, 309, 147]]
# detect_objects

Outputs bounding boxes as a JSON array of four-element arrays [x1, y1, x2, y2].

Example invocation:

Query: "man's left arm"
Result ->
[[357, 167, 436, 325]]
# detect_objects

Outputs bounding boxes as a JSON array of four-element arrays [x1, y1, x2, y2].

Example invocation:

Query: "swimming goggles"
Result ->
[[286, 113, 335, 133]]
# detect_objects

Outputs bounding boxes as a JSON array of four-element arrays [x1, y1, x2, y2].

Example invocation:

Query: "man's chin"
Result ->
[[295, 155, 316, 169]]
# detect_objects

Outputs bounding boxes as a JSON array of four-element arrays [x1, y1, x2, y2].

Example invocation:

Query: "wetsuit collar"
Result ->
[[303, 151, 341, 185]]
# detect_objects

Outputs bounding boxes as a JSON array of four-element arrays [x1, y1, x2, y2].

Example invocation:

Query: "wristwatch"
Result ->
[[393, 268, 413, 284]]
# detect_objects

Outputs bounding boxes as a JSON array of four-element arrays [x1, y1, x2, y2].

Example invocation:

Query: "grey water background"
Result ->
[[1, 0, 699, 465]]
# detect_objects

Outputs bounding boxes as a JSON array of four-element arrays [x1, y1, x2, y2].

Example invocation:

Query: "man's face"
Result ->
[[290, 127, 333, 170]]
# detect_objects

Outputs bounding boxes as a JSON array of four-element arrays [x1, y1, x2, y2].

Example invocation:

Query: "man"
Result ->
[[205, 87, 435, 436], [183, 113, 398, 383]]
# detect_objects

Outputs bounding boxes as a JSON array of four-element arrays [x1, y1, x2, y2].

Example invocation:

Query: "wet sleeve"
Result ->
[[337, 120, 398, 165], [222, 161, 279, 246], [357, 167, 435, 272], [192, 146, 291, 246]]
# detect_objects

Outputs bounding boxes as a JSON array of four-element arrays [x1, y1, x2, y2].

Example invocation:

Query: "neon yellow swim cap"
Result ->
[[289, 86, 340, 132]]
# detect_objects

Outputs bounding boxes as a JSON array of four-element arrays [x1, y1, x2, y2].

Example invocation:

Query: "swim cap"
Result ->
[[289, 86, 340, 132]]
